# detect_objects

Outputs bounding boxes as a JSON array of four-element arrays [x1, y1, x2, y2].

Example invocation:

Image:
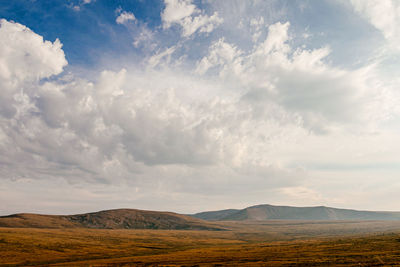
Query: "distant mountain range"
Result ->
[[0, 209, 224, 230], [1, 204, 400, 230], [191, 204, 400, 221]]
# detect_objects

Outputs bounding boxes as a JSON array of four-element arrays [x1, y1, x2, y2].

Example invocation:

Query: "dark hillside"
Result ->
[[0, 209, 224, 230]]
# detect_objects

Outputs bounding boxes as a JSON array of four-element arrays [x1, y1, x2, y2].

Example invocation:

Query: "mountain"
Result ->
[[191, 209, 240, 221], [3, 205, 400, 230], [192, 204, 400, 221], [0, 209, 224, 230]]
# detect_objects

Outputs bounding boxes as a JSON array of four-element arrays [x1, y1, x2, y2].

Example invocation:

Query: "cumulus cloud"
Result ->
[[161, 0, 223, 37], [1, 18, 396, 186], [0, 19, 67, 118], [116, 10, 136, 25], [196, 21, 394, 132], [162, 0, 196, 25], [0, 18, 309, 200], [0, 19, 67, 82]]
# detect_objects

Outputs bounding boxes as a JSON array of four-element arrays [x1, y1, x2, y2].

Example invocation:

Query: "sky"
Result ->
[[1, 0, 400, 215]]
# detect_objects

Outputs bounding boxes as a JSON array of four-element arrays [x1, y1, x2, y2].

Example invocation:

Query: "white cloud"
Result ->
[[161, 0, 223, 37], [116, 10, 136, 25], [1, 19, 394, 183], [0, 20, 308, 203], [179, 12, 223, 37], [147, 46, 177, 68], [250, 17, 265, 42], [69, 0, 94, 11], [0, 19, 67, 118], [162, 0, 196, 26], [0, 19, 67, 82], [349, 0, 400, 49], [195, 38, 242, 75], [196, 21, 395, 132], [2, 5, 400, 215]]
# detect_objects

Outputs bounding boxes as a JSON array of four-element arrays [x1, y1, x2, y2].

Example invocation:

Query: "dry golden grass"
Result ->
[[2, 220, 400, 266], [64, 234, 400, 266], [0, 227, 242, 266]]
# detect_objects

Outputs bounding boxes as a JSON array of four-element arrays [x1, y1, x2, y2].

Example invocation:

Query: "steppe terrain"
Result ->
[[2, 206, 400, 266], [2, 220, 400, 266]]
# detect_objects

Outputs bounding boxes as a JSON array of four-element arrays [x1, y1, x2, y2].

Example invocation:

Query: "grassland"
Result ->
[[2, 220, 400, 266]]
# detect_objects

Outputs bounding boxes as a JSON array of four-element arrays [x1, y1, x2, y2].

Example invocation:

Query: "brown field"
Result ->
[[2, 220, 400, 266]]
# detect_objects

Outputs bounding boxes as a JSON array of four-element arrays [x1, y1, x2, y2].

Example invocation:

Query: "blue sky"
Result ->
[[0, 0, 382, 68], [1, 0, 400, 215]]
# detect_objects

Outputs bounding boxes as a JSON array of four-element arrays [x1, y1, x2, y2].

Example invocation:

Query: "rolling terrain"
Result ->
[[0, 205, 400, 266], [192, 204, 400, 221], [0, 209, 223, 230], [3, 206, 400, 265], [0, 205, 400, 230], [2, 220, 400, 266], [2, 204, 400, 232]]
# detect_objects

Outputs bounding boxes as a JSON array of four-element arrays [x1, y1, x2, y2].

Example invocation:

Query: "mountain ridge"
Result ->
[[0, 208, 224, 230], [191, 204, 400, 221], [2, 204, 400, 230]]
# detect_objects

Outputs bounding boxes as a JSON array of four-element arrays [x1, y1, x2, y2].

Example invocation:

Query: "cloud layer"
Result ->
[[1, 0, 400, 214], [161, 0, 223, 37]]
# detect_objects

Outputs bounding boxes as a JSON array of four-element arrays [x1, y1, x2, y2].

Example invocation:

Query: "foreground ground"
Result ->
[[2, 220, 400, 266]]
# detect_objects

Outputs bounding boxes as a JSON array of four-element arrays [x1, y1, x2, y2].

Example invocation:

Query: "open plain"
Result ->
[[2, 220, 400, 266]]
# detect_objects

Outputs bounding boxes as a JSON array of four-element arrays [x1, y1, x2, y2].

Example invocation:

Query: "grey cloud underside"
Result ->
[[0, 20, 307, 189]]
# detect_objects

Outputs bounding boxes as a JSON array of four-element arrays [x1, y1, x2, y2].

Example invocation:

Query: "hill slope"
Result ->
[[192, 204, 400, 221], [0, 209, 224, 230], [191, 209, 239, 221]]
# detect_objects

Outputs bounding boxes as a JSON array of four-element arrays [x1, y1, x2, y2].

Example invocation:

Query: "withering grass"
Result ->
[[2, 220, 400, 266]]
